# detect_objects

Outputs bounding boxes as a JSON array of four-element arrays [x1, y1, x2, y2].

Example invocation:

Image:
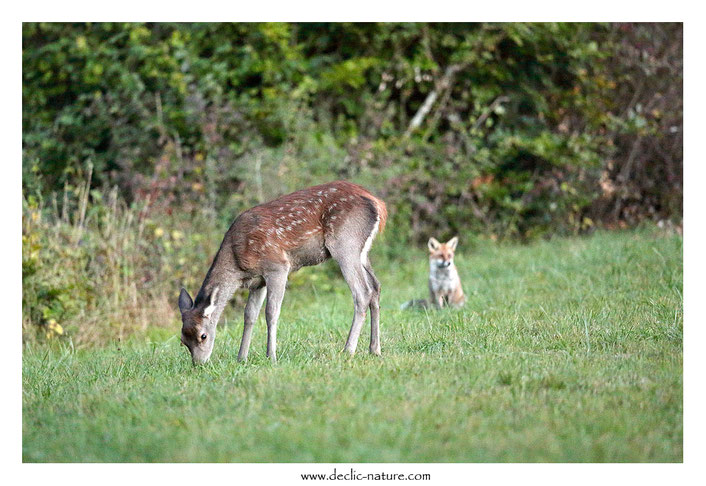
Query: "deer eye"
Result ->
[[201, 333, 207, 341]]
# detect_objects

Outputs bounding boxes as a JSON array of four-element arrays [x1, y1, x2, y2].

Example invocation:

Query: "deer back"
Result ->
[[225, 181, 386, 273]]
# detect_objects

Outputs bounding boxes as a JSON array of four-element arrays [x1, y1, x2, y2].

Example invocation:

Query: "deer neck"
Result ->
[[195, 248, 241, 328]]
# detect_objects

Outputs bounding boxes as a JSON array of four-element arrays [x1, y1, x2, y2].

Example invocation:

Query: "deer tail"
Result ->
[[373, 197, 387, 234]]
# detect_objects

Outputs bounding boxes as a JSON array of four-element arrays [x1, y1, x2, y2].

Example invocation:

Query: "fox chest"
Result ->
[[429, 270, 459, 295]]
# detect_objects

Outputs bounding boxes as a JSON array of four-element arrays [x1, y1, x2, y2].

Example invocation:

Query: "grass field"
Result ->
[[22, 228, 683, 462]]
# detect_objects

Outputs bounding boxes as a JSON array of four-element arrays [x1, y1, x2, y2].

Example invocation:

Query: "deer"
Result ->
[[178, 181, 387, 364]]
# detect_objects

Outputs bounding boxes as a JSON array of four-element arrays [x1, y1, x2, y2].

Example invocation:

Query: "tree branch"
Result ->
[[404, 64, 463, 138], [472, 95, 510, 131]]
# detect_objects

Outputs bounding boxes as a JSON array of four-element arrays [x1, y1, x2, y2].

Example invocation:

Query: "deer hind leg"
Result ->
[[264, 270, 288, 363], [326, 206, 380, 355], [237, 285, 266, 362], [363, 262, 381, 355], [337, 258, 372, 355]]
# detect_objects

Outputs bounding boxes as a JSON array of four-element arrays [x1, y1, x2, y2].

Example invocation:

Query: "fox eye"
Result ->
[[201, 333, 207, 341]]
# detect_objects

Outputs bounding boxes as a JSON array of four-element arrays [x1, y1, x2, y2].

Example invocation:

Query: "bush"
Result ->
[[23, 23, 682, 245]]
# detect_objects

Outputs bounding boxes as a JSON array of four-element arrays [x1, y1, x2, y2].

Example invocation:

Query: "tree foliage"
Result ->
[[23, 22, 682, 242]]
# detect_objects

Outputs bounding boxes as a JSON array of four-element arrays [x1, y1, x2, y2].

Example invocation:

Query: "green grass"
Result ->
[[22, 228, 683, 462]]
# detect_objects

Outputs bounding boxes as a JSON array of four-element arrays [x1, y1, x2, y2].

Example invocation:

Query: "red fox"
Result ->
[[402, 236, 466, 309]]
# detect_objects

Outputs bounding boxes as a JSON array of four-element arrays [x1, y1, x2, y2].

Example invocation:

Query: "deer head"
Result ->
[[178, 287, 220, 364]]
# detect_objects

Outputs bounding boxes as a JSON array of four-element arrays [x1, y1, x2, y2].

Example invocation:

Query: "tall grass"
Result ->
[[22, 169, 224, 347]]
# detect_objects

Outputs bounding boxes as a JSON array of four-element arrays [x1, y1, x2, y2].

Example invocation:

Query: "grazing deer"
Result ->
[[178, 181, 387, 364], [401, 236, 466, 310]]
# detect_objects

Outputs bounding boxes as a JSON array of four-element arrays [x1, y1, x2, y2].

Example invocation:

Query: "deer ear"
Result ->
[[178, 288, 193, 313], [203, 287, 220, 319], [428, 237, 441, 252], [447, 236, 459, 251]]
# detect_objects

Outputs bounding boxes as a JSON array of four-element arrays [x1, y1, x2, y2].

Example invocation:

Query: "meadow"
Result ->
[[22, 227, 682, 462]]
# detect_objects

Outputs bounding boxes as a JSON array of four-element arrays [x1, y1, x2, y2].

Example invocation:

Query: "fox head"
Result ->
[[428, 236, 459, 269]]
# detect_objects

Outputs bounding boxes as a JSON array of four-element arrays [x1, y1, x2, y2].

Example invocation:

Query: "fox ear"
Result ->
[[428, 237, 441, 252], [447, 236, 459, 251], [178, 288, 193, 313], [203, 287, 220, 319]]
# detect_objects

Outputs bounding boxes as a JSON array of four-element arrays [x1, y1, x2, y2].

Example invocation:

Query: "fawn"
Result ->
[[401, 236, 466, 309], [178, 181, 387, 364]]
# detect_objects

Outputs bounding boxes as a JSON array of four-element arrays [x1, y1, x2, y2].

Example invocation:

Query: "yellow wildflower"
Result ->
[[46, 319, 64, 338]]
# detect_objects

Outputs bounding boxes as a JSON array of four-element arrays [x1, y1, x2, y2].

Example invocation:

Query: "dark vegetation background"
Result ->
[[22, 22, 682, 345]]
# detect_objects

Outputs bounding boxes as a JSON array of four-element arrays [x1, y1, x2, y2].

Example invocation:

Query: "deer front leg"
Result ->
[[264, 271, 288, 363], [238, 286, 267, 362]]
